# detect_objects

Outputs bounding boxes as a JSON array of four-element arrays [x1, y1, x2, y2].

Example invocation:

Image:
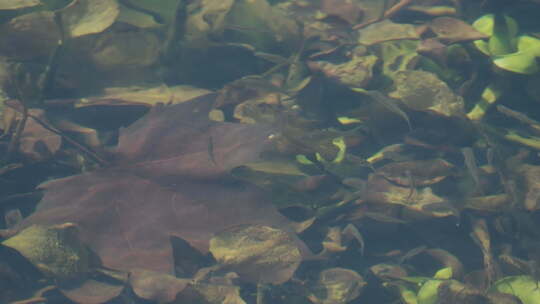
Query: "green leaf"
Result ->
[[493, 51, 539, 74], [472, 14, 519, 56], [488, 14, 518, 56], [400, 287, 419, 304], [473, 40, 491, 56], [491, 275, 540, 304], [296, 154, 314, 165], [466, 82, 503, 121], [312, 136, 347, 164], [472, 13, 518, 40], [433, 267, 453, 280], [392, 283, 419, 304], [417, 279, 443, 304], [337, 116, 363, 125], [331, 137, 346, 164], [517, 35, 540, 56]]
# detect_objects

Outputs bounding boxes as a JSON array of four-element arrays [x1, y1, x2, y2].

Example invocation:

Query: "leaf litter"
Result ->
[[5, 0, 540, 303]]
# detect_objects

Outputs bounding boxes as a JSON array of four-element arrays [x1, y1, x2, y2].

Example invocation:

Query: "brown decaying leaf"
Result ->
[[18, 109, 61, 161], [17, 94, 305, 275], [0, 11, 60, 60], [357, 20, 420, 46], [462, 194, 510, 212], [514, 164, 540, 210], [320, 0, 363, 25], [90, 30, 160, 69], [363, 174, 457, 219], [390, 70, 464, 117], [3, 101, 61, 161], [309, 268, 365, 304], [60, 279, 124, 304], [437, 280, 487, 304], [183, 0, 298, 51], [307, 55, 378, 88], [129, 269, 188, 303], [72, 85, 213, 108], [187, 274, 246, 304], [370, 263, 408, 280], [376, 159, 454, 187], [60, 0, 120, 38], [42, 85, 213, 141], [320, 224, 365, 257], [209, 224, 302, 284], [428, 17, 488, 45], [0, 0, 41, 10], [425, 248, 465, 279], [356, 0, 389, 25], [470, 218, 501, 286], [417, 38, 448, 67]]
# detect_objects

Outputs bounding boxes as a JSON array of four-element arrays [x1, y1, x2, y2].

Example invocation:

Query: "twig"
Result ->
[[4, 84, 29, 163], [3, 10, 65, 162], [384, 0, 414, 18], [353, 0, 414, 30], [4, 101, 109, 167], [37, 11, 66, 105], [3, 8, 108, 166]]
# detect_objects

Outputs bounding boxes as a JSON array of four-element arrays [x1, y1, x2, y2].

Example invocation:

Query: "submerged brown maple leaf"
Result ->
[[18, 93, 301, 274]]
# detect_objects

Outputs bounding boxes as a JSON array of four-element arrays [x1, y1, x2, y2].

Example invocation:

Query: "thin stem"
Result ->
[[4, 101, 109, 167]]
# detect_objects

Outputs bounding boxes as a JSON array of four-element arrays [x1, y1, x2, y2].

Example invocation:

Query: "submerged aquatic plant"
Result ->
[[473, 13, 540, 75]]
